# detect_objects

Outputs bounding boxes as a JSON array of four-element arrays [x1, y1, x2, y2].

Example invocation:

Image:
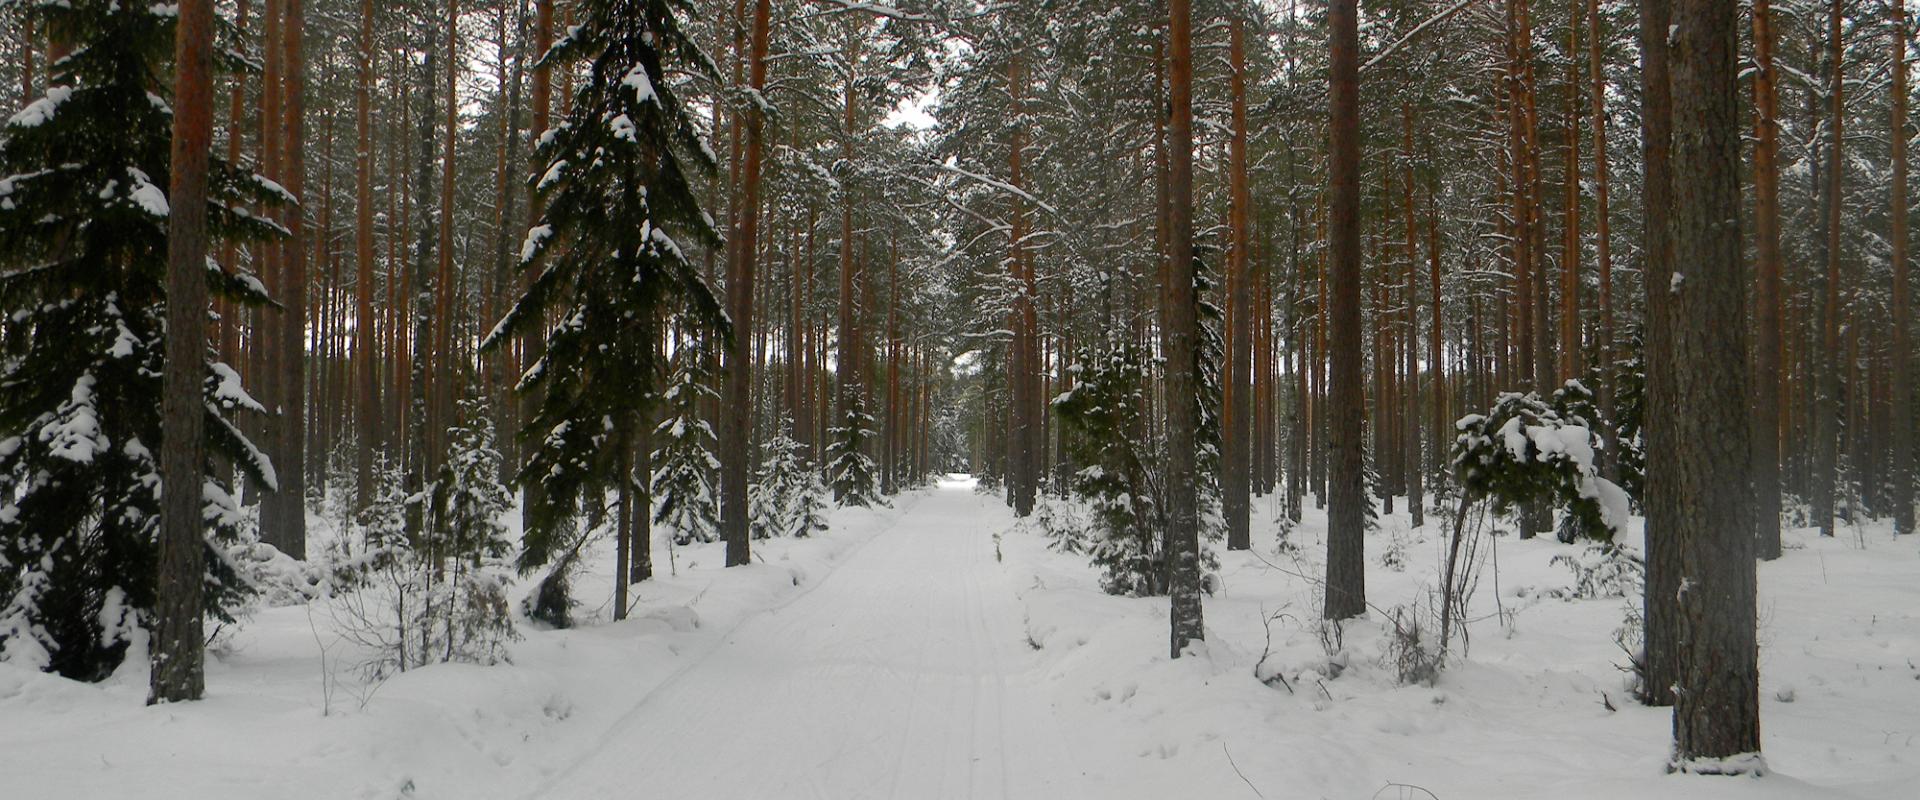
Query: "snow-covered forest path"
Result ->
[[531, 480, 1086, 799]]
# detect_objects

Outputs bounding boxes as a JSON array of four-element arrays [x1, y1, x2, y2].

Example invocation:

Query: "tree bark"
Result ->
[[1639, 0, 1679, 708], [1590, 0, 1617, 482], [432, 0, 460, 463], [834, 41, 861, 502], [1324, 0, 1367, 621], [1224, 18, 1252, 551], [1752, 0, 1785, 556], [721, 0, 771, 568], [1559, 15, 1582, 383], [1891, 2, 1914, 537], [269, 0, 308, 559], [354, 0, 379, 508], [1008, 53, 1038, 517], [1667, 0, 1760, 765], [1165, 0, 1205, 655], [1403, 102, 1423, 529], [1814, 0, 1845, 538], [152, 0, 218, 705]]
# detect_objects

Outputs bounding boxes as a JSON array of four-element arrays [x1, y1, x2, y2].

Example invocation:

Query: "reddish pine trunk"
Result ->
[[152, 0, 218, 705], [1224, 19, 1252, 550], [721, 0, 771, 567]]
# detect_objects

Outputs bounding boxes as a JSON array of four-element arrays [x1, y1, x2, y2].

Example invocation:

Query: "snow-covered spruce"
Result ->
[[479, 0, 726, 622], [749, 422, 828, 541], [826, 396, 881, 508], [0, 0, 286, 682], [651, 341, 721, 546], [329, 410, 518, 678], [1052, 342, 1162, 596], [1450, 382, 1631, 543]]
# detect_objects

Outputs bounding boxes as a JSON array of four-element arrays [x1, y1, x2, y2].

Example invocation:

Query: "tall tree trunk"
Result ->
[[1224, 18, 1252, 551], [1559, 16, 1582, 383], [1667, 0, 1760, 765], [407, 48, 439, 534], [1324, 0, 1367, 621], [354, 0, 379, 508], [1402, 103, 1423, 529], [834, 40, 861, 502], [1814, 0, 1845, 538], [1520, 0, 1550, 537], [252, 0, 280, 511], [1165, 0, 1205, 655], [1640, 0, 1679, 708], [1427, 181, 1445, 482], [884, 242, 900, 495], [613, 422, 631, 620], [721, 0, 770, 568], [1590, 0, 1617, 483], [1751, 0, 1785, 556], [1008, 53, 1037, 517], [433, 0, 460, 463], [520, 0, 552, 536], [152, 0, 218, 704], [1891, 2, 1914, 537], [269, 0, 308, 558]]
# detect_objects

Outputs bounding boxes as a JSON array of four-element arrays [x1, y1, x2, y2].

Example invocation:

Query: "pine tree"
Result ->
[[0, 0, 284, 681], [1323, 0, 1368, 622], [481, 0, 725, 621], [1667, 0, 1760, 765], [651, 342, 721, 545]]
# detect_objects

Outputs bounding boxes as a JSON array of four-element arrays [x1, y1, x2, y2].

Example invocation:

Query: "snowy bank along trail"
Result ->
[[5, 476, 1920, 799]]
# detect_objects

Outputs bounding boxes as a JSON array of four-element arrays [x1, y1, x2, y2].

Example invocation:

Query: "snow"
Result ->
[[537, 159, 568, 191], [210, 362, 265, 413], [40, 373, 106, 463], [620, 64, 659, 106], [8, 87, 71, 129], [3, 481, 1917, 798], [519, 223, 553, 264], [607, 112, 638, 143], [125, 168, 168, 218]]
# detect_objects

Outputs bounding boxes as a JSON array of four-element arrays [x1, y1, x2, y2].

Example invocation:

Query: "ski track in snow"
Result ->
[[526, 484, 1086, 800]]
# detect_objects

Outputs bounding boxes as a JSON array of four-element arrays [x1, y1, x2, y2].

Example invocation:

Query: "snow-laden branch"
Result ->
[[934, 162, 1061, 219], [1361, 0, 1479, 72], [805, 0, 936, 23]]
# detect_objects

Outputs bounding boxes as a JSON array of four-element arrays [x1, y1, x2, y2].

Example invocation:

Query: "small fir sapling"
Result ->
[[1053, 343, 1164, 596], [749, 424, 828, 540], [827, 395, 881, 508], [331, 410, 517, 677], [651, 342, 721, 545]]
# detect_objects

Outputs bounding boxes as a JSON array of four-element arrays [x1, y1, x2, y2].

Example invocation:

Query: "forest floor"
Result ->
[[2, 477, 1918, 799]]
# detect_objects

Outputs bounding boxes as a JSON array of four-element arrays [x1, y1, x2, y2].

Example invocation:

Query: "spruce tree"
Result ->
[[429, 401, 514, 567], [651, 341, 721, 545], [0, 0, 284, 681], [750, 421, 826, 541], [1055, 343, 1161, 596], [826, 395, 880, 507], [482, 0, 724, 616]]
